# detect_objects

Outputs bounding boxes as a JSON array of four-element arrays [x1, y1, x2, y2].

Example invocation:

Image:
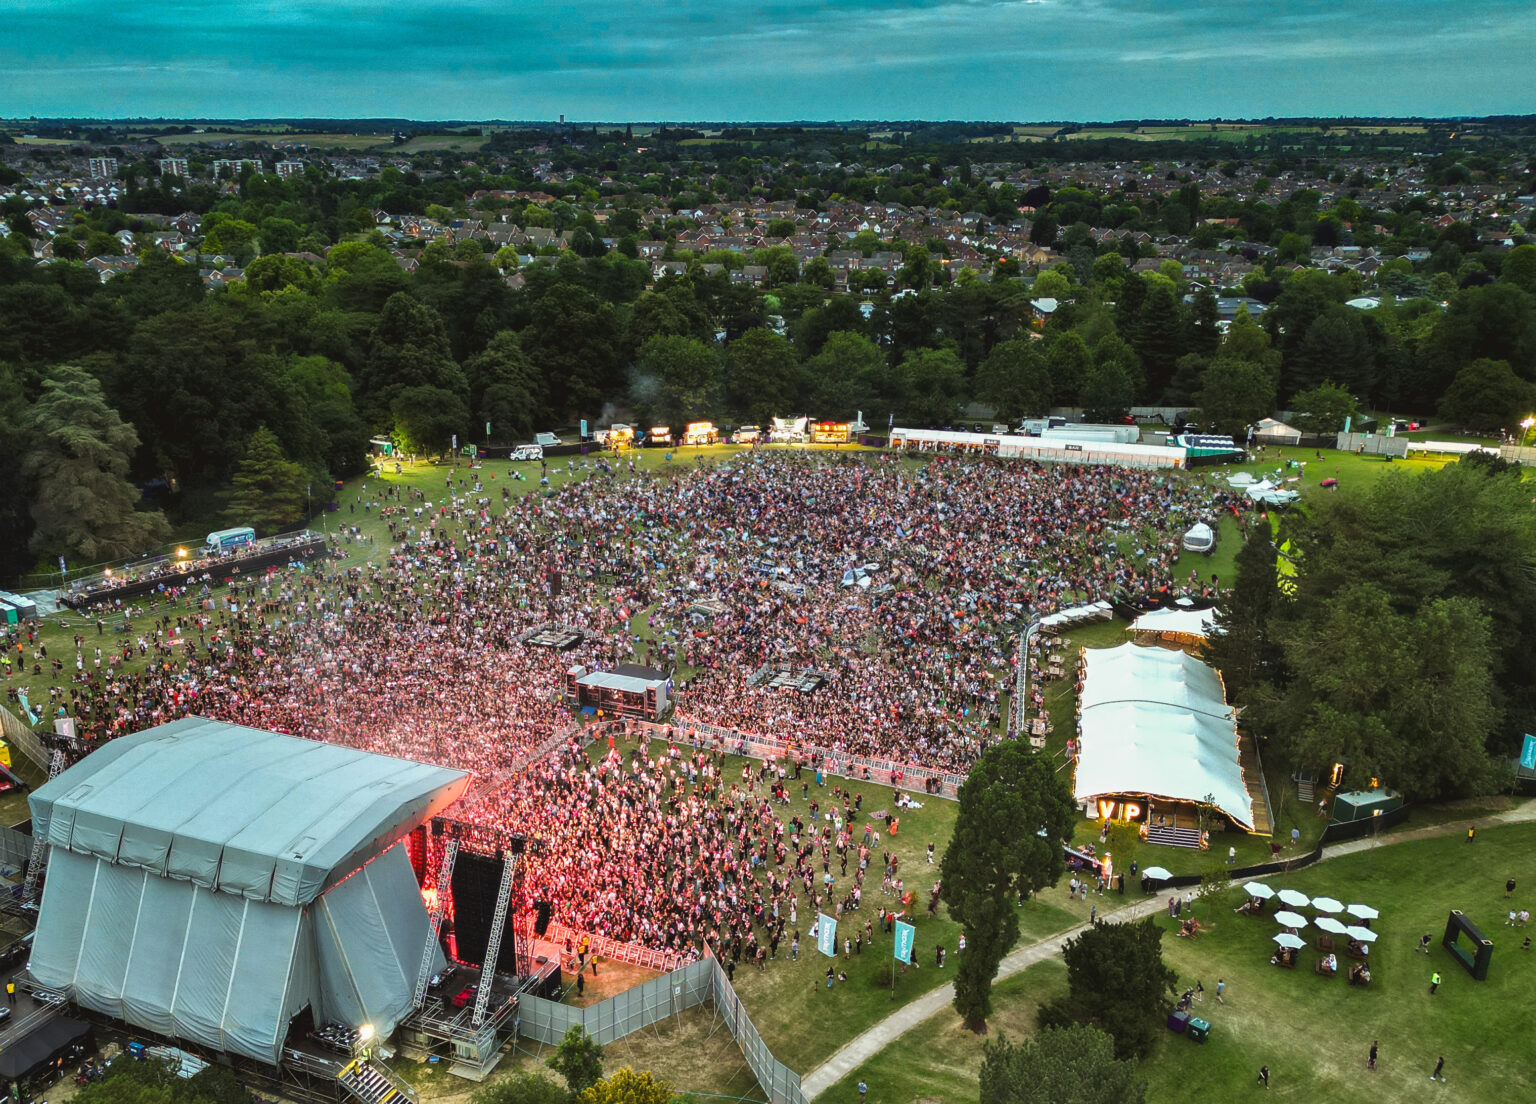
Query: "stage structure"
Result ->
[[25, 717, 470, 1068], [566, 663, 672, 719], [516, 624, 586, 651], [397, 818, 553, 1081]]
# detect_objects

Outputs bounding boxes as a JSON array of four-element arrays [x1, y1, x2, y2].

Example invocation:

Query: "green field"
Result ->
[[815, 819, 1536, 1104]]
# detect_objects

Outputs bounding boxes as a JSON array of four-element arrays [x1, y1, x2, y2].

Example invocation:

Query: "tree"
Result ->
[[976, 339, 1052, 423], [466, 332, 546, 443], [547, 1025, 604, 1098], [1195, 358, 1275, 438], [575, 1068, 673, 1104], [1288, 381, 1358, 434], [941, 741, 1077, 1029], [392, 386, 470, 455], [522, 282, 624, 417], [1046, 331, 1093, 405], [634, 335, 720, 426], [358, 293, 469, 428], [1043, 918, 1177, 1059], [1439, 358, 1535, 433], [898, 347, 967, 425], [1205, 527, 1287, 704], [21, 365, 170, 562], [803, 330, 886, 418], [1271, 584, 1499, 799], [224, 426, 310, 533], [469, 1072, 567, 1104], [980, 1025, 1146, 1104], [1079, 348, 1135, 423], [725, 328, 800, 425]]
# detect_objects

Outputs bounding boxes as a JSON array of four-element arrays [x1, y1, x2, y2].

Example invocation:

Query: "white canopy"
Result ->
[[1074, 644, 1253, 830], [1129, 606, 1220, 642]]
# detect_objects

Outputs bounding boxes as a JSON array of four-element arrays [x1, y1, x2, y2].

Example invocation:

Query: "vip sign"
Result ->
[[1098, 799, 1146, 823]]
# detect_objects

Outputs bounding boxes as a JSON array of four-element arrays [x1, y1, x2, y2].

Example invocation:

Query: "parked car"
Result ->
[[511, 444, 543, 462]]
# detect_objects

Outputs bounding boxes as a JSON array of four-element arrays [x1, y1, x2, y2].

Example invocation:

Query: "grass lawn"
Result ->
[[803, 820, 1536, 1103], [817, 959, 1070, 1104]]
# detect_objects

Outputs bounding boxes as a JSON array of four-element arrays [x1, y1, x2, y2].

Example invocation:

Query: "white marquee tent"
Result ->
[[1129, 606, 1220, 643], [1074, 643, 1253, 830]]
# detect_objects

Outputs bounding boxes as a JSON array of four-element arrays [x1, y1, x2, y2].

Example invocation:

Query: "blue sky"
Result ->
[[2, 0, 1530, 121]]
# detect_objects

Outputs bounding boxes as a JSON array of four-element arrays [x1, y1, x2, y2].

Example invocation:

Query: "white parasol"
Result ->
[[1346, 904, 1379, 920], [1243, 881, 1275, 899], [1142, 867, 1173, 881], [1274, 910, 1309, 929], [1315, 917, 1350, 934], [1273, 933, 1306, 949], [1277, 889, 1310, 908], [1346, 926, 1379, 943], [1312, 896, 1344, 913]]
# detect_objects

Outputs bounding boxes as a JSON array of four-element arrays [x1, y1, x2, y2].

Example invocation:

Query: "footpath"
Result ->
[[800, 799, 1536, 1099]]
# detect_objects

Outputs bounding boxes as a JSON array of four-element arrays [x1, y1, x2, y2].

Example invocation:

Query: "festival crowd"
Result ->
[[15, 451, 1233, 960]]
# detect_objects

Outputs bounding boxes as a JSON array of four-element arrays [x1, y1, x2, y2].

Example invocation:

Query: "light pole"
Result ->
[[1520, 415, 1535, 448]]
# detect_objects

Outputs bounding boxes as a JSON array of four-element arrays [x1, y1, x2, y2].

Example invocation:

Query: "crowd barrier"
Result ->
[[0, 705, 49, 771], [542, 919, 691, 974], [518, 950, 807, 1104], [620, 717, 967, 801]]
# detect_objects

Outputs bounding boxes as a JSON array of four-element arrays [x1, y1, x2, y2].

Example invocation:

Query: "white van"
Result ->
[[534, 432, 561, 448], [511, 444, 544, 462]]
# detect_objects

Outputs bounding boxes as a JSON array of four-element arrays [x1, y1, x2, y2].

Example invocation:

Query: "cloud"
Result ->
[[0, 0, 1531, 120]]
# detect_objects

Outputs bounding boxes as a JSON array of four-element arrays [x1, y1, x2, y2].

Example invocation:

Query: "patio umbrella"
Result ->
[[1273, 933, 1306, 949], [1142, 866, 1173, 881], [1346, 926, 1379, 943], [1243, 881, 1275, 899], [1312, 896, 1344, 913], [1274, 911, 1309, 929], [1277, 889, 1310, 908], [1346, 904, 1379, 920], [1316, 917, 1350, 935]]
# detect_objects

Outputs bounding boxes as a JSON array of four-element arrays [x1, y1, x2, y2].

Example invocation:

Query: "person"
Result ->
[[1507, 876, 1517, 898], [1227, 844, 1236, 865], [1467, 827, 1475, 844], [1216, 978, 1225, 1003], [826, 965, 835, 989], [576, 971, 585, 997], [957, 933, 965, 954], [1429, 970, 1440, 995], [1431, 1056, 1445, 1081], [936, 945, 945, 968], [1523, 936, 1532, 950], [927, 841, 935, 864], [1368, 1041, 1378, 1071], [858, 1081, 867, 1101], [1418, 933, 1433, 954], [1257, 1065, 1269, 1089], [1290, 826, 1300, 848]]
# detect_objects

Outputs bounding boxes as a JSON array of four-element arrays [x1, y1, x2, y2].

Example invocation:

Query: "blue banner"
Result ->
[[1522, 734, 1536, 771], [817, 913, 837, 957], [893, 920, 915, 964]]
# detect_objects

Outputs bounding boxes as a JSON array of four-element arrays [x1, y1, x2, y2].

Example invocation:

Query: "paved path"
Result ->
[[800, 799, 1536, 1099]]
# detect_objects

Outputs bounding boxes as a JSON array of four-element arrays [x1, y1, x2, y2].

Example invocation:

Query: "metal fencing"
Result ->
[[623, 717, 965, 801], [0, 705, 49, 772], [0, 825, 31, 871], [518, 954, 807, 1104]]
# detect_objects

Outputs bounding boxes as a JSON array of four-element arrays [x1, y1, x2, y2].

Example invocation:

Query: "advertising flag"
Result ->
[[893, 920, 915, 964], [817, 914, 837, 957]]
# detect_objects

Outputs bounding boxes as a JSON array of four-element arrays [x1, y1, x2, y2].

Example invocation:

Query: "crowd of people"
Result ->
[[20, 450, 1234, 959]]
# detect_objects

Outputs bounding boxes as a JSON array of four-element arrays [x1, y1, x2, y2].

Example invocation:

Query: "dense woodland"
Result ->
[[2, 128, 1536, 582]]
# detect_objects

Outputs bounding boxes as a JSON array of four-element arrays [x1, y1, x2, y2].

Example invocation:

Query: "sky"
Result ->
[[2, 0, 1532, 122]]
